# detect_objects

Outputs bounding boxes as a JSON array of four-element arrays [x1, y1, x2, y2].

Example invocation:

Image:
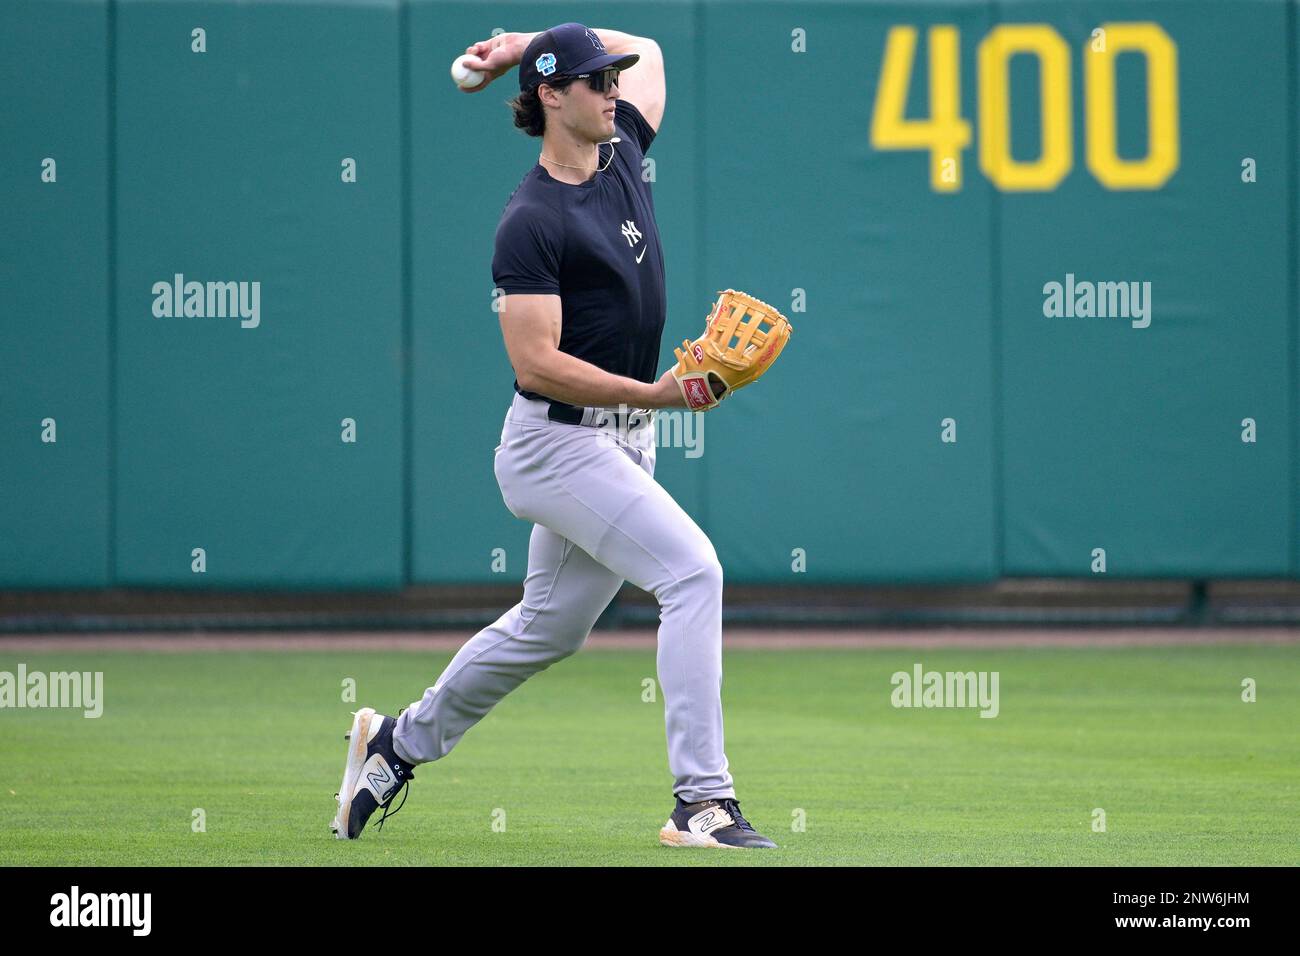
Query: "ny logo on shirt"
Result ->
[[620, 220, 647, 263]]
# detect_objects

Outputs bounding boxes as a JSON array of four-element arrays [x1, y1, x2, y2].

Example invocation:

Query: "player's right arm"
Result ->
[[457, 32, 538, 93], [458, 29, 662, 134], [499, 293, 685, 409]]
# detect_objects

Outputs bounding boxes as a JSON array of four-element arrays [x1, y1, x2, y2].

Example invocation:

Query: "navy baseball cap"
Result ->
[[519, 23, 640, 93]]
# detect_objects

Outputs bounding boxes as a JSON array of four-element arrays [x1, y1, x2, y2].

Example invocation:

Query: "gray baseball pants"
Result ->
[[392, 391, 735, 803]]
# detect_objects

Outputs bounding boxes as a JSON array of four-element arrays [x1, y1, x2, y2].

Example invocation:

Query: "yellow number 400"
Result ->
[[871, 22, 1179, 192]]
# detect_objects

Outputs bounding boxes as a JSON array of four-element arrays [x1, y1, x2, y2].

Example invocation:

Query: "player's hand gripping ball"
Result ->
[[671, 289, 793, 411], [450, 54, 486, 89]]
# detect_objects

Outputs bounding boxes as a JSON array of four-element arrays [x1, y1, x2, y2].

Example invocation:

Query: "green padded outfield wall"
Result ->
[[699, 0, 999, 583], [1, 0, 1297, 587], [112, 0, 403, 587], [1, 0, 111, 586], [995, 0, 1291, 577]]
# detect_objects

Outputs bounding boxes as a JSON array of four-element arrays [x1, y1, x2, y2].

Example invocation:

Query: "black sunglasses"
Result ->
[[573, 68, 620, 93]]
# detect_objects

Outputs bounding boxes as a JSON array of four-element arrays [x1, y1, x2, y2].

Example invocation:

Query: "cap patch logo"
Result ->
[[536, 52, 557, 76], [584, 28, 605, 52]]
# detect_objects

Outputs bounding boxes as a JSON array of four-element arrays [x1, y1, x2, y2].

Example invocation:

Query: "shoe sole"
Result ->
[[658, 824, 739, 849], [659, 823, 779, 849], [330, 707, 376, 840]]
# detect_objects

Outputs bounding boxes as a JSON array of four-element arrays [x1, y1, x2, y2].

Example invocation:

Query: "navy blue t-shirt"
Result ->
[[492, 99, 666, 402]]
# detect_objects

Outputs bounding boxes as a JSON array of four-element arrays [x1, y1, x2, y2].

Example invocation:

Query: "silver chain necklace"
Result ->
[[540, 139, 616, 174]]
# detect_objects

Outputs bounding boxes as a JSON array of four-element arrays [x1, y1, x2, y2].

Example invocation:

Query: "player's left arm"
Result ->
[[591, 29, 665, 134]]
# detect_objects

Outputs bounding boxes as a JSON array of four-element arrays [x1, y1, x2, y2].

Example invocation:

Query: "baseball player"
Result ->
[[331, 22, 777, 849]]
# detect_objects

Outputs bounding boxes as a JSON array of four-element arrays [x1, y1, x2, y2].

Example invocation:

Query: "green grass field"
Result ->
[[2, 643, 1297, 866]]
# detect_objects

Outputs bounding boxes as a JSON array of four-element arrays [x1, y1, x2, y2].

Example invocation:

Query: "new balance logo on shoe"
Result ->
[[362, 753, 396, 800], [688, 807, 731, 834]]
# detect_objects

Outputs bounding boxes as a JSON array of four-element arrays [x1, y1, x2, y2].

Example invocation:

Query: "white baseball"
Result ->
[[450, 55, 485, 90]]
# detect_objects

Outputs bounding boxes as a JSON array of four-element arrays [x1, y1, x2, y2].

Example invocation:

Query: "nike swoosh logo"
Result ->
[[636, 247, 647, 263]]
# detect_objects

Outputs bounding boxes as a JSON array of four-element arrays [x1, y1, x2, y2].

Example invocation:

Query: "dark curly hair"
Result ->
[[508, 76, 579, 137]]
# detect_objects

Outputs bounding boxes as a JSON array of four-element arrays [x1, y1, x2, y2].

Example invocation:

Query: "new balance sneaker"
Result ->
[[330, 707, 416, 840], [659, 796, 778, 849]]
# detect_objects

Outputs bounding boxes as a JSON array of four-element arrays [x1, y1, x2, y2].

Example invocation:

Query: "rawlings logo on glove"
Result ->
[[671, 289, 793, 411]]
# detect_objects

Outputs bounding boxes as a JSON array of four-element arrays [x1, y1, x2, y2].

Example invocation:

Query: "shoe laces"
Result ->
[[373, 710, 414, 833], [374, 775, 411, 833], [719, 798, 756, 833]]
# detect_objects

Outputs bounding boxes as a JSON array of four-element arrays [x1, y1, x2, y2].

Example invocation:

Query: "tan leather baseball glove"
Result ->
[[671, 289, 793, 411]]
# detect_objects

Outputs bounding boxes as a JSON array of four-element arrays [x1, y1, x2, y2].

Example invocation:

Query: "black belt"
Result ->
[[546, 400, 652, 429], [545, 400, 587, 425]]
